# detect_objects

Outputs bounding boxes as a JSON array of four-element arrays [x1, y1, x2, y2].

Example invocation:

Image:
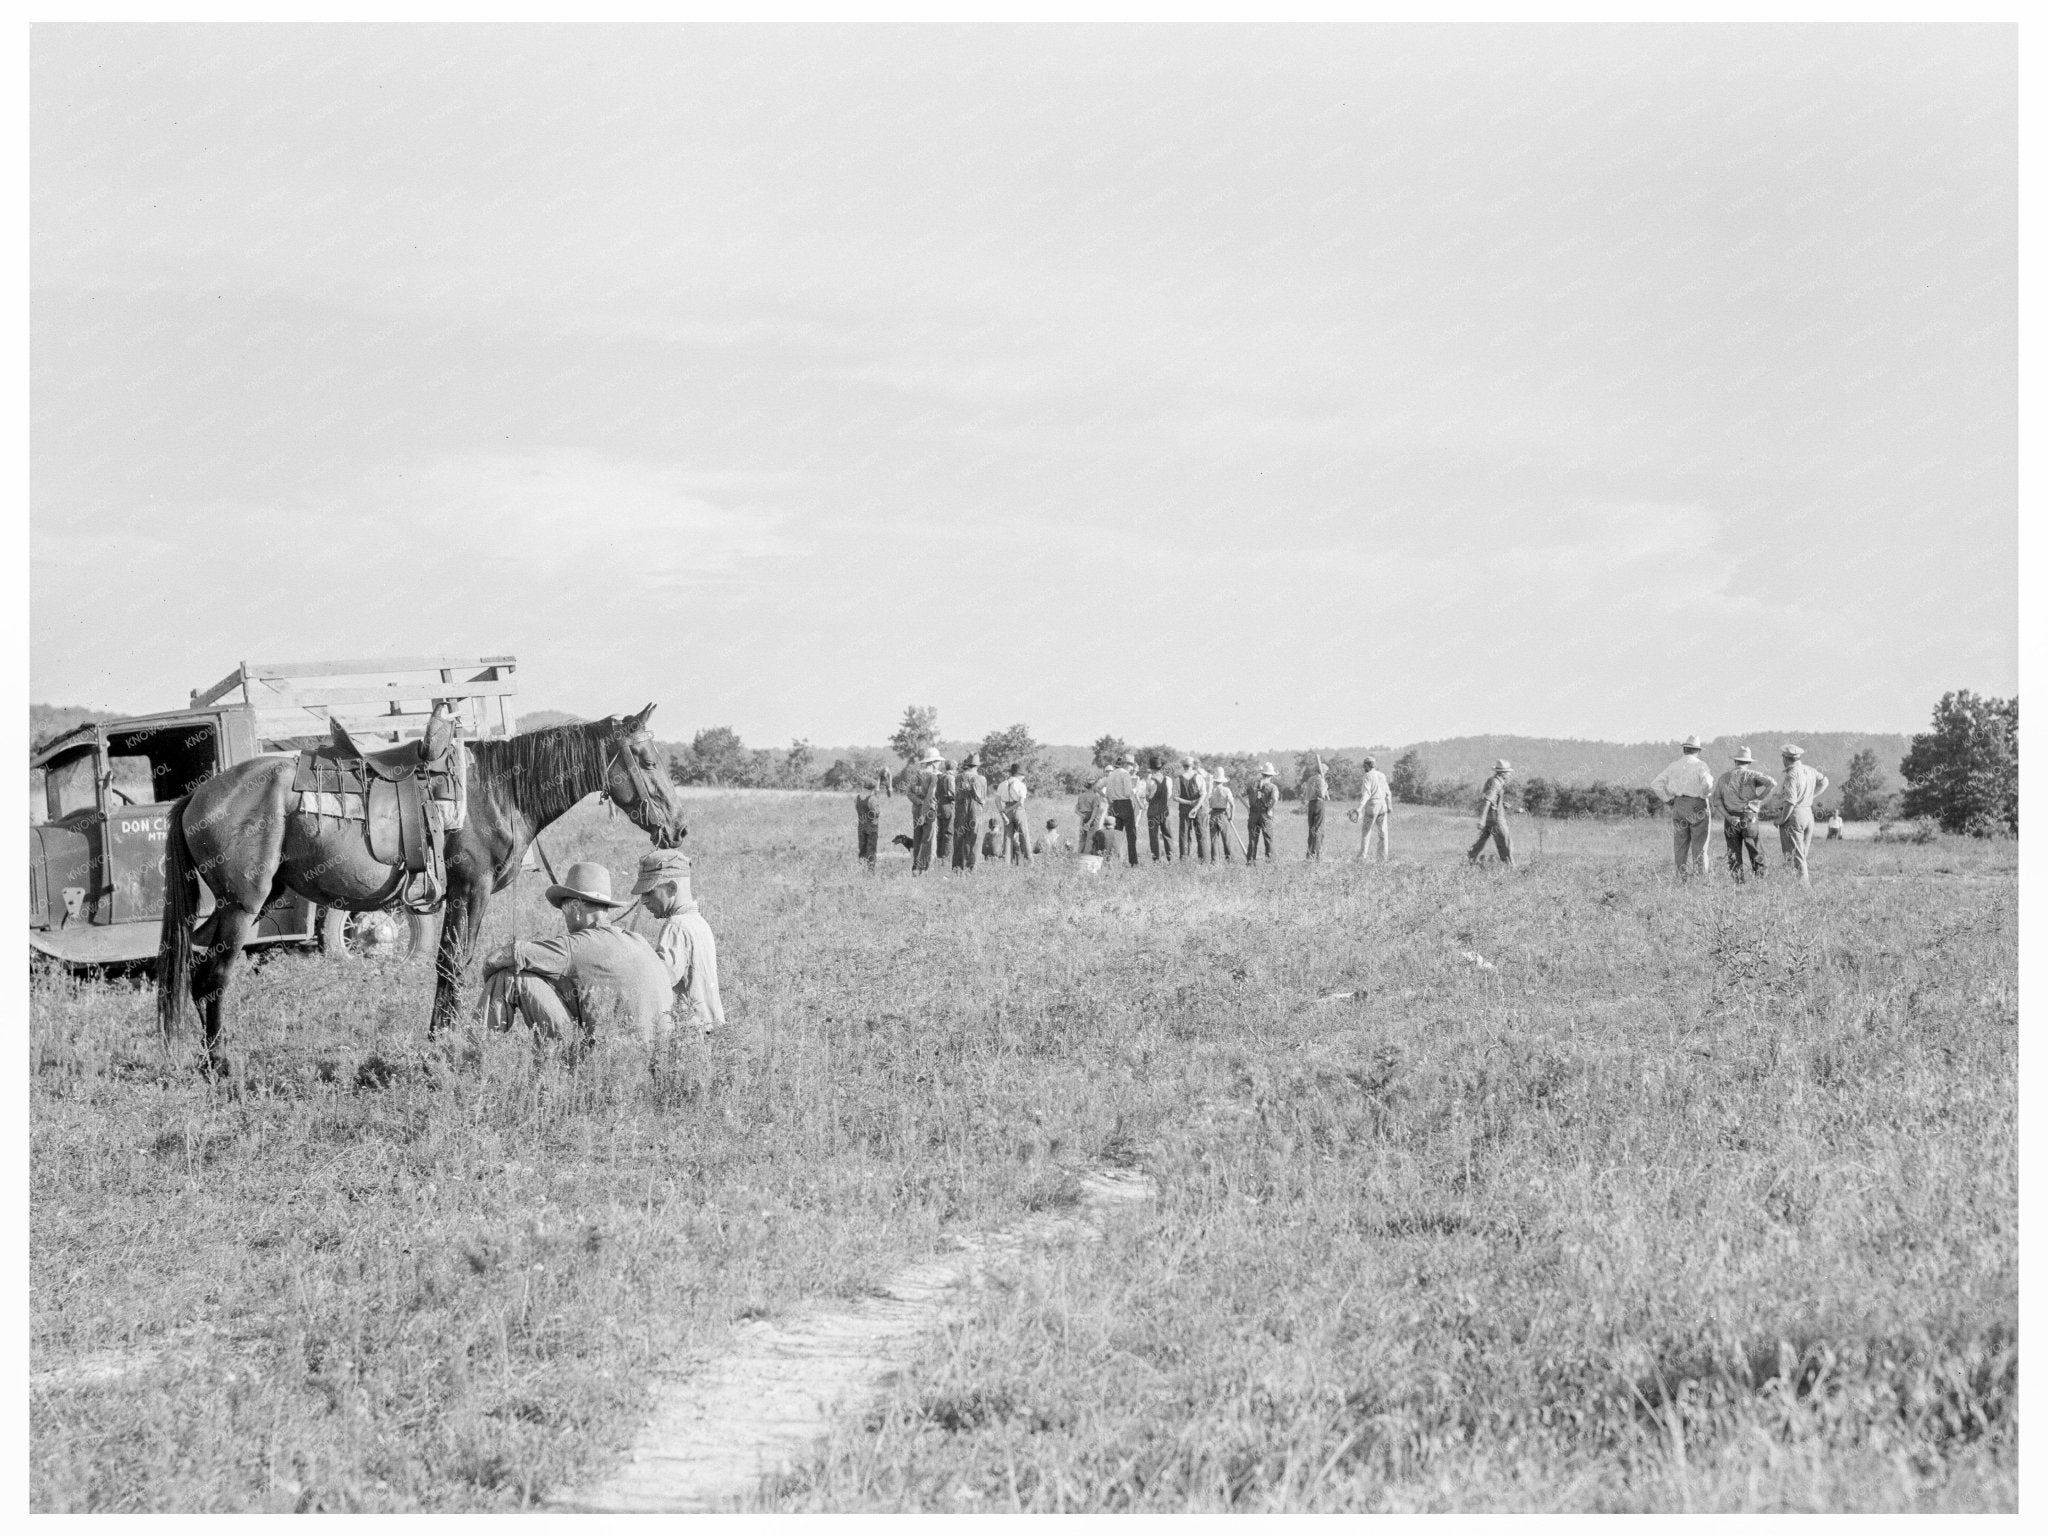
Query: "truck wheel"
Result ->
[[320, 909, 438, 961]]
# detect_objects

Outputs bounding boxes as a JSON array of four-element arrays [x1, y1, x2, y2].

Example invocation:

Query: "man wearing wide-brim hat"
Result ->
[[907, 747, 944, 874], [1714, 746, 1777, 883], [1651, 734, 1719, 879], [621, 848, 726, 1038], [1467, 760, 1515, 867], [1204, 766, 1239, 863], [479, 860, 673, 1045], [1762, 744, 1830, 885]]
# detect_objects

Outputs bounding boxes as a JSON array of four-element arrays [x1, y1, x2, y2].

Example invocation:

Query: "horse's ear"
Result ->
[[633, 702, 657, 730]]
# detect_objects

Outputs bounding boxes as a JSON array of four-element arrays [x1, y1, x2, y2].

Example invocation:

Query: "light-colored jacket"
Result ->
[[623, 902, 726, 1033], [1766, 762, 1830, 824]]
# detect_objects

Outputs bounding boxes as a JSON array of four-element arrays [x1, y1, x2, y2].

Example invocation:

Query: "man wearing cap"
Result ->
[[855, 769, 887, 867], [997, 761, 1034, 864], [1352, 754, 1392, 862], [1764, 745, 1830, 885], [1714, 747, 1777, 883], [1205, 767, 1239, 862], [1467, 760, 1515, 866], [478, 861, 674, 1046], [952, 753, 988, 871], [1100, 752, 1145, 867], [1651, 735, 1719, 879], [1174, 757, 1210, 862], [1243, 763, 1281, 864], [1299, 754, 1332, 861], [622, 849, 727, 1038], [907, 748, 943, 873], [1143, 757, 1177, 862]]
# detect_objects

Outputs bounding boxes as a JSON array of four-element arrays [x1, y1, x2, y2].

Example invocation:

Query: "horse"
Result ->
[[156, 706, 685, 1073]]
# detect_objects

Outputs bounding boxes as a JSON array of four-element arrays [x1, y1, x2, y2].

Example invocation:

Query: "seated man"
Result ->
[[621, 849, 727, 1038], [479, 860, 673, 1046]]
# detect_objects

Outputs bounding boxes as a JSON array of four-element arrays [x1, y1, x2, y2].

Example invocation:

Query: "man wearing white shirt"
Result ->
[[1714, 746, 1777, 882], [1100, 752, 1144, 867], [1353, 754, 1392, 862], [1650, 734, 1718, 878], [997, 762, 1033, 864]]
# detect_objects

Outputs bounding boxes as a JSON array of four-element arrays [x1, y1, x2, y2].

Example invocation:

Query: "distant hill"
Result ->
[[1371, 733, 1914, 790]]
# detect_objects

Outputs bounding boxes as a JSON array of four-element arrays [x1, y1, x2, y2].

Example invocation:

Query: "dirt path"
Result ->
[[548, 1166, 1157, 1513]]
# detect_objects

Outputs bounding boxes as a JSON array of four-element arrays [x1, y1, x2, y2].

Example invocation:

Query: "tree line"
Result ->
[[655, 691, 2017, 836]]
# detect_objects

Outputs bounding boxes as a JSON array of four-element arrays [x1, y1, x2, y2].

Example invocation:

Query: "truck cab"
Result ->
[[29, 708, 316, 965]]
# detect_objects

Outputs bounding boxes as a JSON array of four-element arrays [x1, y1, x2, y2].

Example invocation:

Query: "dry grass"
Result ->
[[29, 795, 2016, 1510]]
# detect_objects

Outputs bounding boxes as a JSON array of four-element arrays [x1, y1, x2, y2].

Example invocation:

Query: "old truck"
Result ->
[[29, 656, 519, 967]]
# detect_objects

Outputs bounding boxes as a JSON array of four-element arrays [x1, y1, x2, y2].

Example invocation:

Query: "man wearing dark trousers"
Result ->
[[933, 758, 957, 864], [855, 770, 885, 866], [1175, 756, 1209, 861], [1244, 763, 1280, 864], [1100, 752, 1144, 867], [908, 748, 941, 873], [1145, 758, 1176, 862], [952, 752, 988, 871]]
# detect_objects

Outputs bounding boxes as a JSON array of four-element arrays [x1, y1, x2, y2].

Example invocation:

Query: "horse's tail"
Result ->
[[157, 793, 197, 1040]]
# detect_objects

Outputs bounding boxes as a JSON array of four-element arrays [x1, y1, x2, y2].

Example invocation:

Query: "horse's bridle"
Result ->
[[602, 727, 680, 841]]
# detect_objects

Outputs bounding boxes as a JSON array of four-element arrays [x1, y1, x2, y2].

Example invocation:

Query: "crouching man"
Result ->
[[480, 861, 673, 1047], [622, 849, 728, 1039]]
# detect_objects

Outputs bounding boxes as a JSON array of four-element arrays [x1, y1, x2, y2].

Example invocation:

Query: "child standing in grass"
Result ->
[[982, 817, 1000, 860]]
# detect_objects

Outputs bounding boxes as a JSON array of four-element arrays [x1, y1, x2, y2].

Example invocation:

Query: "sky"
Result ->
[[31, 25, 2016, 752]]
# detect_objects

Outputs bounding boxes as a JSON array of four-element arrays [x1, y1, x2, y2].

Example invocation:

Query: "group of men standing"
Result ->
[[1649, 737, 1831, 883], [859, 748, 1042, 873]]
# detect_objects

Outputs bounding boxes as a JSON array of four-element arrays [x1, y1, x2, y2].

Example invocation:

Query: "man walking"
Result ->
[[1101, 751, 1144, 867], [908, 747, 942, 873], [1467, 759, 1515, 866], [1206, 768, 1239, 862], [1715, 746, 1776, 882], [1765, 745, 1830, 885], [1144, 757, 1177, 862], [997, 761, 1034, 863], [1174, 756, 1210, 862], [1300, 753, 1331, 860], [1244, 762, 1281, 864], [855, 769, 886, 866], [1352, 753, 1391, 861], [952, 752, 988, 870], [1651, 734, 1718, 878]]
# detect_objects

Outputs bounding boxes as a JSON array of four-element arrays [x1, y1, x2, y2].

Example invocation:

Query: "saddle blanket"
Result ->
[[290, 742, 467, 832]]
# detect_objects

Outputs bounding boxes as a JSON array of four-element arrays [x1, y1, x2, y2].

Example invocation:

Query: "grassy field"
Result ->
[[29, 793, 2017, 1511]]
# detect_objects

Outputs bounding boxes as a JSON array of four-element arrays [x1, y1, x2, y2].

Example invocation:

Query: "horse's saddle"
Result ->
[[290, 707, 464, 913]]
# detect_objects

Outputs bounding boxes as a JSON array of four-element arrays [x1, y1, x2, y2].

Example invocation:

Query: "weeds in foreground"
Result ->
[[30, 800, 2016, 1510]]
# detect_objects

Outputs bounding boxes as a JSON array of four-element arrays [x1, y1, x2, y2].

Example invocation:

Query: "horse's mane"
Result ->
[[468, 718, 619, 826]]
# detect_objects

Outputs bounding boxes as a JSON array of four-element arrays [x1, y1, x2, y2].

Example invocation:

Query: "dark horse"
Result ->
[[157, 707, 685, 1071]]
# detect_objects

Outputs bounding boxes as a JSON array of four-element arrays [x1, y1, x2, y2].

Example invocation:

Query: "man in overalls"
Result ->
[[1145, 757, 1176, 862], [1244, 763, 1280, 864], [952, 752, 988, 870]]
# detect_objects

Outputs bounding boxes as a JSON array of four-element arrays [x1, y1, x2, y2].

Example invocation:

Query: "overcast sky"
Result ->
[[32, 25, 2015, 751]]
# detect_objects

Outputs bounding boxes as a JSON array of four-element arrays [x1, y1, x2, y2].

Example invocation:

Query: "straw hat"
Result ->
[[1781, 744, 1803, 759], [545, 860, 630, 910], [628, 848, 693, 897], [1731, 746, 1754, 764], [1120, 751, 1136, 766], [1260, 762, 1277, 776], [919, 747, 943, 765], [1494, 759, 1513, 773], [1214, 768, 1230, 783], [1681, 734, 1702, 751]]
